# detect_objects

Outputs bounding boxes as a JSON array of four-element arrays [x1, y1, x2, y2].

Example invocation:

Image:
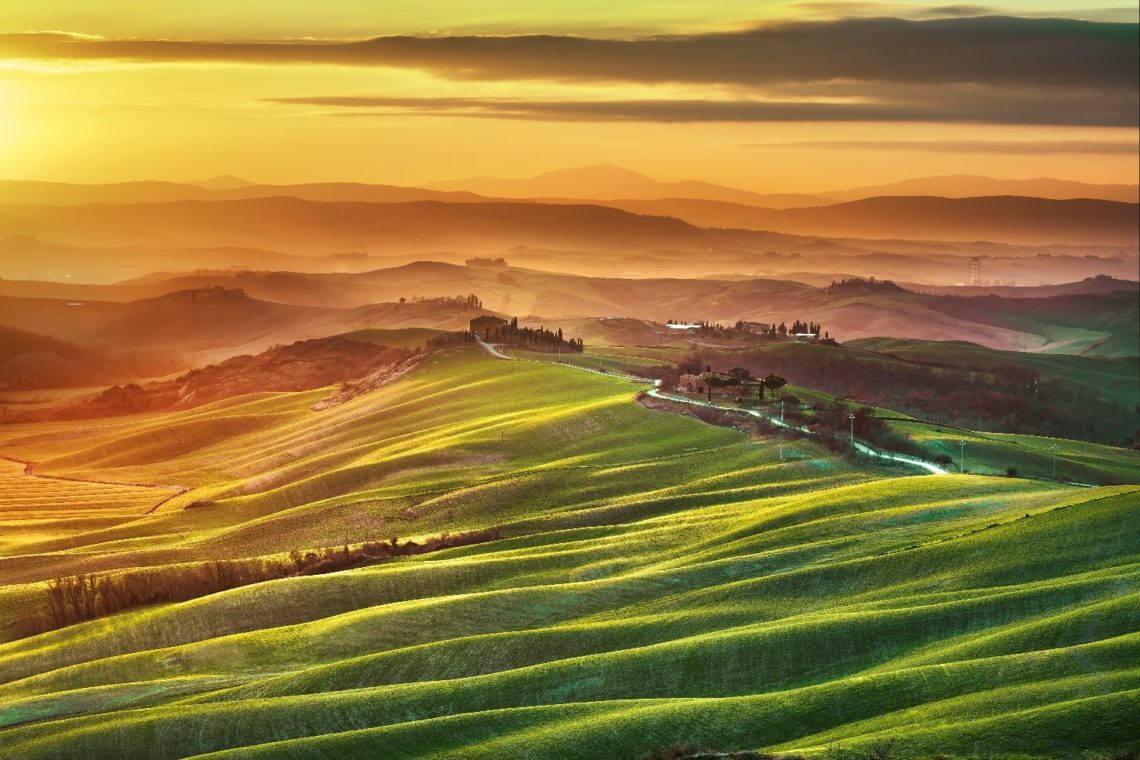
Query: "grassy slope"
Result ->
[[0, 347, 1137, 758], [1082, 328, 1140, 359], [846, 337, 1140, 409]]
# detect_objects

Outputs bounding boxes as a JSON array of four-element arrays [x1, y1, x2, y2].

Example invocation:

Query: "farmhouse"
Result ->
[[678, 373, 705, 394], [470, 315, 508, 334]]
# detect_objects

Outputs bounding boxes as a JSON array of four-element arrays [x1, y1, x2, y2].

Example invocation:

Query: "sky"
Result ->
[[0, 1, 1136, 192]]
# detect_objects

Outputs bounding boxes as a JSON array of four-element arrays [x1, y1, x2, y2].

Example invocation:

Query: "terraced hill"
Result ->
[[0, 348, 1136, 758]]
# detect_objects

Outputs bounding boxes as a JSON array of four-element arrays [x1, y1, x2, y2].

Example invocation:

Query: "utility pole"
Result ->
[[848, 413, 855, 446], [780, 399, 785, 425], [959, 441, 966, 474]]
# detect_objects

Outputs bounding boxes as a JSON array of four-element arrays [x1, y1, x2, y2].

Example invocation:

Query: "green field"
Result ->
[[885, 420, 1140, 485], [847, 338, 1140, 410], [0, 347, 1137, 758]]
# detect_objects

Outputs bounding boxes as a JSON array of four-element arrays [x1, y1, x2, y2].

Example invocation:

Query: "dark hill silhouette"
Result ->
[[828, 175, 1140, 203], [593, 195, 1138, 246], [0, 198, 704, 252], [1, 195, 1133, 256]]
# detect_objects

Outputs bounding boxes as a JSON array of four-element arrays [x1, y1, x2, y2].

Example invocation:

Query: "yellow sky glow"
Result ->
[[0, 2, 1136, 190]]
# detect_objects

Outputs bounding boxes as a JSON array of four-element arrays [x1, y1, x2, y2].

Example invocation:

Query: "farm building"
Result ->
[[470, 315, 509, 334]]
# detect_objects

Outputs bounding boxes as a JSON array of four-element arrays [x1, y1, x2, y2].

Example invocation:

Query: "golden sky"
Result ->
[[0, 2, 1136, 191]]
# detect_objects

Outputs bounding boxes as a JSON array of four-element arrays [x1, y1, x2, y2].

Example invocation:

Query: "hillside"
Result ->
[[0, 348, 1136, 757], [652, 337, 1138, 448], [25, 335, 416, 419], [0, 289, 340, 360], [846, 338, 1140, 406], [0, 289, 488, 369], [0, 325, 182, 392]]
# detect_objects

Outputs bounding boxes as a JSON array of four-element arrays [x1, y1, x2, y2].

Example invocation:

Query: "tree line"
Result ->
[[484, 318, 584, 352], [16, 527, 502, 638]]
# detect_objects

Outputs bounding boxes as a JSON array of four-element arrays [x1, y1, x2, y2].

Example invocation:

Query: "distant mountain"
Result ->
[[426, 164, 830, 208], [0, 180, 486, 207], [828, 175, 1140, 203], [189, 175, 254, 190]]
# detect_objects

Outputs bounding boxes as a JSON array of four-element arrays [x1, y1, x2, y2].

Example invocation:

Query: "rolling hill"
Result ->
[[0, 287, 486, 368], [0, 289, 334, 359], [0, 347, 1136, 758], [0, 325, 183, 392], [1, 195, 1133, 271], [23, 334, 418, 420], [2, 264, 1134, 359]]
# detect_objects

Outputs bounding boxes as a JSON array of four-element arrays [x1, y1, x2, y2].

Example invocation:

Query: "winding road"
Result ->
[[473, 342, 948, 476], [646, 388, 948, 475]]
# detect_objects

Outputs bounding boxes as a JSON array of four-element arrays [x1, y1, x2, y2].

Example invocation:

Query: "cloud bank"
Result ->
[[4, 17, 1135, 126]]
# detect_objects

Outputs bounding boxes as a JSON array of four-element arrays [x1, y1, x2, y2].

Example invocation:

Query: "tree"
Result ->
[[763, 373, 787, 399], [703, 372, 728, 402]]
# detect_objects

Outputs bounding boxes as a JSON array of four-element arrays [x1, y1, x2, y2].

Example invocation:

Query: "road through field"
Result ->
[[472, 342, 949, 475]]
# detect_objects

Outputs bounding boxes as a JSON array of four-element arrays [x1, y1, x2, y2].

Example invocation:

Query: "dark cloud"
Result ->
[[745, 139, 1140, 154], [268, 87, 1140, 127], [1, 16, 1136, 89]]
